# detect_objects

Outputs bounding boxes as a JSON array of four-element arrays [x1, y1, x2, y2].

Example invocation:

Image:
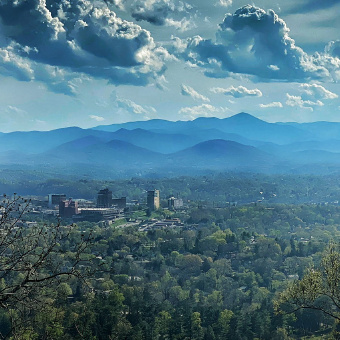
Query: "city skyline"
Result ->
[[0, 0, 340, 132]]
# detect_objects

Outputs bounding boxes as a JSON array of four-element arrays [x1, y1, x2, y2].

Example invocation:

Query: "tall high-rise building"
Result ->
[[48, 194, 66, 207], [147, 190, 160, 211], [97, 188, 112, 208], [168, 197, 184, 210]]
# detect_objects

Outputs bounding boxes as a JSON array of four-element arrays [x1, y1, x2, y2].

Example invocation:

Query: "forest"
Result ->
[[2, 171, 340, 205], [1, 193, 340, 339]]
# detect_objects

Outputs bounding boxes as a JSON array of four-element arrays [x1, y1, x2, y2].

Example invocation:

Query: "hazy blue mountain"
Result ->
[[156, 127, 259, 146], [110, 128, 201, 153], [283, 121, 340, 140], [41, 138, 163, 168], [0, 117, 261, 155], [51, 135, 104, 152], [207, 113, 313, 144], [3, 112, 340, 176], [108, 126, 277, 150], [0, 150, 29, 164], [259, 139, 340, 155], [12, 137, 277, 174], [288, 150, 340, 164], [0, 113, 326, 156], [169, 139, 275, 171], [93, 119, 181, 132], [0, 127, 115, 154], [94, 112, 314, 145], [98, 139, 162, 165]]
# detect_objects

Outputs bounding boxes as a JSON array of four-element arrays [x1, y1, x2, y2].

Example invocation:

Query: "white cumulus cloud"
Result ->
[[286, 93, 324, 112], [172, 5, 340, 81], [259, 102, 283, 108], [325, 40, 340, 58], [0, 0, 171, 93], [300, 83, 338, 100], [89, 115, 105, 122], [210, 85, 262, 98], [131, 0, 193, 30], [216, 0, 232, 7], [110, 0, 126, 10], [181, 84, 210, 102], [178, 103, 229, 119], [165, 17, 196, 31], [117, 98, 157, 116], [6, 105, 27, 116]]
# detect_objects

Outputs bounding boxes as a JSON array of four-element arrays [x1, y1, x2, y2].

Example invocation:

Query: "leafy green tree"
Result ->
[[215, 309, 233, 339], [112, 319, 132, 339], [191, 312, 204, 340], [178, 255, 202, 276], [159, 271, 176, 300], [0, 195, 92, 337], [205, 325, 216, 340], [153, 311, 172, 340], [275, 244, 340, 321], [57, 283, 73, 302], [33, 305, 65, 339], [272, 327, 293, 340], [235, 311, 254, 340]]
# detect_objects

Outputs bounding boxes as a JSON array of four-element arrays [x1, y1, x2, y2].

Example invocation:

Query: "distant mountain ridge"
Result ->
[[2, 112, 340, 177], [94, 112, 314, 144], [170, 139, 274, 170]]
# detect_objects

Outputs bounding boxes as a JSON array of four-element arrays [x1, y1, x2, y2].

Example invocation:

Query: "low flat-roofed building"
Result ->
[[59, 199, 79, 218], [73, 208, 120, 222], [112, 197, 126, 209]]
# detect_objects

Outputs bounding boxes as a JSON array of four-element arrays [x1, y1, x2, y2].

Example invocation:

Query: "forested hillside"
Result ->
[[2, 200, 340, 338]]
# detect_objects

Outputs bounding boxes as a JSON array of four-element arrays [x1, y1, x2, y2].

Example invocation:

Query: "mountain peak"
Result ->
[[228, 112, 264, 122]]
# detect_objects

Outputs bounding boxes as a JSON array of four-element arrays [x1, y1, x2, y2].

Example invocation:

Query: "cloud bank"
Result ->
[[0, 0, 171, 94], [172, 5, 340, 82]]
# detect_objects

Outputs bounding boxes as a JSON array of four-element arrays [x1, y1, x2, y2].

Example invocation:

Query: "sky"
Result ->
[[1, 0, 340, 132]]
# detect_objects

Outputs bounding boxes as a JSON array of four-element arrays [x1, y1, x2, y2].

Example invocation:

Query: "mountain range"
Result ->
[[2, 112, 340, 178]]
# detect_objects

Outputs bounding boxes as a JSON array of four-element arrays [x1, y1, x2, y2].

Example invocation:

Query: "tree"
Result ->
[[0, 195, 93, 337], [215, 309, 233, 339], [152, 311, 172, 340], [191, 312, 204, 340], [275, 244, 340, 321]]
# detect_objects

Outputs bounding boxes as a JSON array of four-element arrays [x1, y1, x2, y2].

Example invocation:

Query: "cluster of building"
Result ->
[[147, 189, 183, 211], [45, 189, 184, 224], [48, 189, 126, 223]]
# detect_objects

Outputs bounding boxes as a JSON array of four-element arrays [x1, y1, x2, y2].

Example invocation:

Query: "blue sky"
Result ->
[[1, 0, 340, 131]]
